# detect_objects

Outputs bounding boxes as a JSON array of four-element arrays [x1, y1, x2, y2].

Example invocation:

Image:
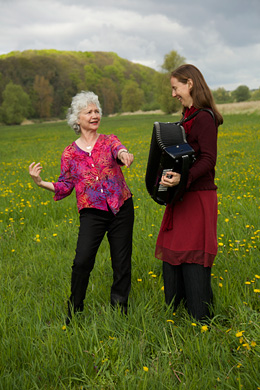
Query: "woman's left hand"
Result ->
[[120, 151, 134, 168], [160, 171, 181, 187]]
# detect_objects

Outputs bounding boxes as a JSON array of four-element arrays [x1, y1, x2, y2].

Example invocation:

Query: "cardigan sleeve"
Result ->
[[186, 112, 217, 189]]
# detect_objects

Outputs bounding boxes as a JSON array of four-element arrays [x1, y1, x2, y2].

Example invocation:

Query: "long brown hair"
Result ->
[[171, 64, 223, 126]]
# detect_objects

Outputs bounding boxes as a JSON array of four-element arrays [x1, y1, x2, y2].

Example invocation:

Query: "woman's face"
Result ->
[[170, 77, 193, 108], [77, 103, 101, 132]]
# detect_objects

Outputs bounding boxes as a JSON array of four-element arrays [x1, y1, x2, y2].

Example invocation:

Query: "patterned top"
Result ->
[[53, 134, 132, 215]]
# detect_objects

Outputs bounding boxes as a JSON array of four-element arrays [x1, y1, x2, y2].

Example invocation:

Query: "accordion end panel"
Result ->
[[145, 122, 195, 206]]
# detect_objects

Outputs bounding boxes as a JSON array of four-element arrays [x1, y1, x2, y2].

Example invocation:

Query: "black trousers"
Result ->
[[68, 197, 134, 316], [163, 261, 213, 321]]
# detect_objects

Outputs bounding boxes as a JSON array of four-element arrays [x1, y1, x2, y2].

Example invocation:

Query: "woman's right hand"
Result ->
[[160, 171, 181, 187], [29, 162, 43, 186]]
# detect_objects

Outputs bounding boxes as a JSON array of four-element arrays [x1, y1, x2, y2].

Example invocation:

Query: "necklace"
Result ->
[[80, 133, 99, 151]]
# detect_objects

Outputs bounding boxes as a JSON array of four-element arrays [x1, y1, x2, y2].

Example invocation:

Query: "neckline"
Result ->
[[74, 134, 101, 153]]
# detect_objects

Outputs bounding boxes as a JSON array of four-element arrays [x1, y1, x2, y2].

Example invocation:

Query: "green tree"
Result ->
[[84, 64, 103, 92], [232, 85, 251, 102], [161, 51, 186, 73], [212, 87, 232, 104], [0, 82, 31, 125], [33, 75, 53, 118], [158, 50, 186, 113], [250, 87, 260, 101], [121, 80, 144, 112], [98, 78, 119, 115]]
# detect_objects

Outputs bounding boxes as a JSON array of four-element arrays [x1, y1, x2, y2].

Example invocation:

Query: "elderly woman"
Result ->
[[29, 91, 134, 324]]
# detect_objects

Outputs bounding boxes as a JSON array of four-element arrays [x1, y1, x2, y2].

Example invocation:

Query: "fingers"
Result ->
[[121, 153, 134, 168], [160, 172, 181, 187], [29, 162, 43, 183]]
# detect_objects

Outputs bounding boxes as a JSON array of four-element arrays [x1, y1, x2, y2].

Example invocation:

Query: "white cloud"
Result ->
[[0, 0, 260, 90]]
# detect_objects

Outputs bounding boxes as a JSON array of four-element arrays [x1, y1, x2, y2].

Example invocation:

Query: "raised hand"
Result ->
[[29, 162, 43, 186]]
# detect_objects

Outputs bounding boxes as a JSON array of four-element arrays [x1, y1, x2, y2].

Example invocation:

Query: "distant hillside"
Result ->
[[0, 49, 160, 118]]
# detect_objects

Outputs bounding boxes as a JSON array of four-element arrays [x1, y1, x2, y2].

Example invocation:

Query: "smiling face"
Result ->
[[77, 103, 101, 133], [170, 76, 193, 108]]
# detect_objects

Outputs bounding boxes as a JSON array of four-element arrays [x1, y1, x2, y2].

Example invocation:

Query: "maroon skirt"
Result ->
[[155, 190, 218, 268]]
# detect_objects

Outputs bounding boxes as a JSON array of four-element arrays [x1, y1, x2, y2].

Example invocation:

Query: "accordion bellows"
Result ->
[[145, 121, 195, 205]]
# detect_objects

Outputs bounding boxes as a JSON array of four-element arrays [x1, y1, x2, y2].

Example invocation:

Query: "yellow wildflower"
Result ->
[[201, 325, 208, 333], [236, 331, 244, 338]]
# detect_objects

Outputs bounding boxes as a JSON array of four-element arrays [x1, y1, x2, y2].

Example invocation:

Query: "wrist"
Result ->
[[118, 149, 128, 159]]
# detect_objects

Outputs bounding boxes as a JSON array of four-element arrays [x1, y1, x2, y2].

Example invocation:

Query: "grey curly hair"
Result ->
[[67, 91, 102, 134]]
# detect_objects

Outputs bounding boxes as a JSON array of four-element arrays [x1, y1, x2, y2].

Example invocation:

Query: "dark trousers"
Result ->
[[68, 198, 134, 316], [163, 261, 213, 321]]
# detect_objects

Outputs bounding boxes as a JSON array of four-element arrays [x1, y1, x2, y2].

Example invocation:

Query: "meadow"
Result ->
[[0, 112, 259, 389]]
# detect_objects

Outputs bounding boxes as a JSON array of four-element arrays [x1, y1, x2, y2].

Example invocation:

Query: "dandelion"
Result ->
[[11, 249, 15, 252], [201, 325, 208, 333], [191, 323, 197, 327], [255, 275, 260, 279], [219, 283, 223, 288], [151, 274, 157, 278], [137, 279, 142, 282], [225, 218, 229, 222], [251, 341, 256, 347], [254, 289, 260, 293], [143, 366, 149, 372], [236, 331, 245, 338], [148, 234, 153, 237], [53, 233, 57, 237], [161, 286, 164, 291], [245, 281, 251, 285], [62, 325, 66, 331]]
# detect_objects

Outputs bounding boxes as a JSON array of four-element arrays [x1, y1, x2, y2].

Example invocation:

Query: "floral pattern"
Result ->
[[53, 134, 132, 214]]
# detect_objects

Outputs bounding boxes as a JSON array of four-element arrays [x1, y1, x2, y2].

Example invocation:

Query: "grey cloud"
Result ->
[[0, 0, 260, 89]]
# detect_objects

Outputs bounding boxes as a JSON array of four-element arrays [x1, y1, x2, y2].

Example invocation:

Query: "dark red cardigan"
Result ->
[[185, 110, 218, 191]]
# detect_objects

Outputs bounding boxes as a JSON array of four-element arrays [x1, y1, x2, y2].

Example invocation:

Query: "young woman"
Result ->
[[29, 91, 134, 324], [155, 64, 223, 321]]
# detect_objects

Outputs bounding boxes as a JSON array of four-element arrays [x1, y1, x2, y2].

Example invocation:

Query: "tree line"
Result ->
[[0, 49, 259, 125]]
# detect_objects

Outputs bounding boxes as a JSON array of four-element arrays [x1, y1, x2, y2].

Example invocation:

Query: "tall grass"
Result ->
[[0, 113, 259, 389]]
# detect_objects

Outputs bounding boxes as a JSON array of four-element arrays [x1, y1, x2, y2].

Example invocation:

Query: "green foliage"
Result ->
[[0, 50, 160, 118], [161, 50, 186, 73], [122, 80, 145, 112], [0, 82, 31, 124], [232, 85, 251, 102], [212, 87, 233, 104], [158, 50, 186, 113], [33, 75, 54, 118], [251, 87, 260, 101]]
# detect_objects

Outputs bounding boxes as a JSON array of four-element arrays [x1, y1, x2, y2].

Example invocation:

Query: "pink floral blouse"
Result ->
[[53, 134, 132, 215]]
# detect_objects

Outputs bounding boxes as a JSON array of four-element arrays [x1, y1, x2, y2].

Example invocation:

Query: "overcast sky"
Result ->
[[1, 0, 260, 91]]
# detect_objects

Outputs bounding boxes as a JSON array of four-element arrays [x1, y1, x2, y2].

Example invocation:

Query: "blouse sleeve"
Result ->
[[109, 134, 127, 161], [53, 148, 75, 201]]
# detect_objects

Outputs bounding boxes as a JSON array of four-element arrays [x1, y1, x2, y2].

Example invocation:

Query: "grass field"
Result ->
[[0, 112, 259, 389]]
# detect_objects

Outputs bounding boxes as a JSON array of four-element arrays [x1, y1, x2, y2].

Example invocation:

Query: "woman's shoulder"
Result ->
[[99, 134, 120, 143], [61, 142, 78, 156], [194, 110, 216, 128]]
